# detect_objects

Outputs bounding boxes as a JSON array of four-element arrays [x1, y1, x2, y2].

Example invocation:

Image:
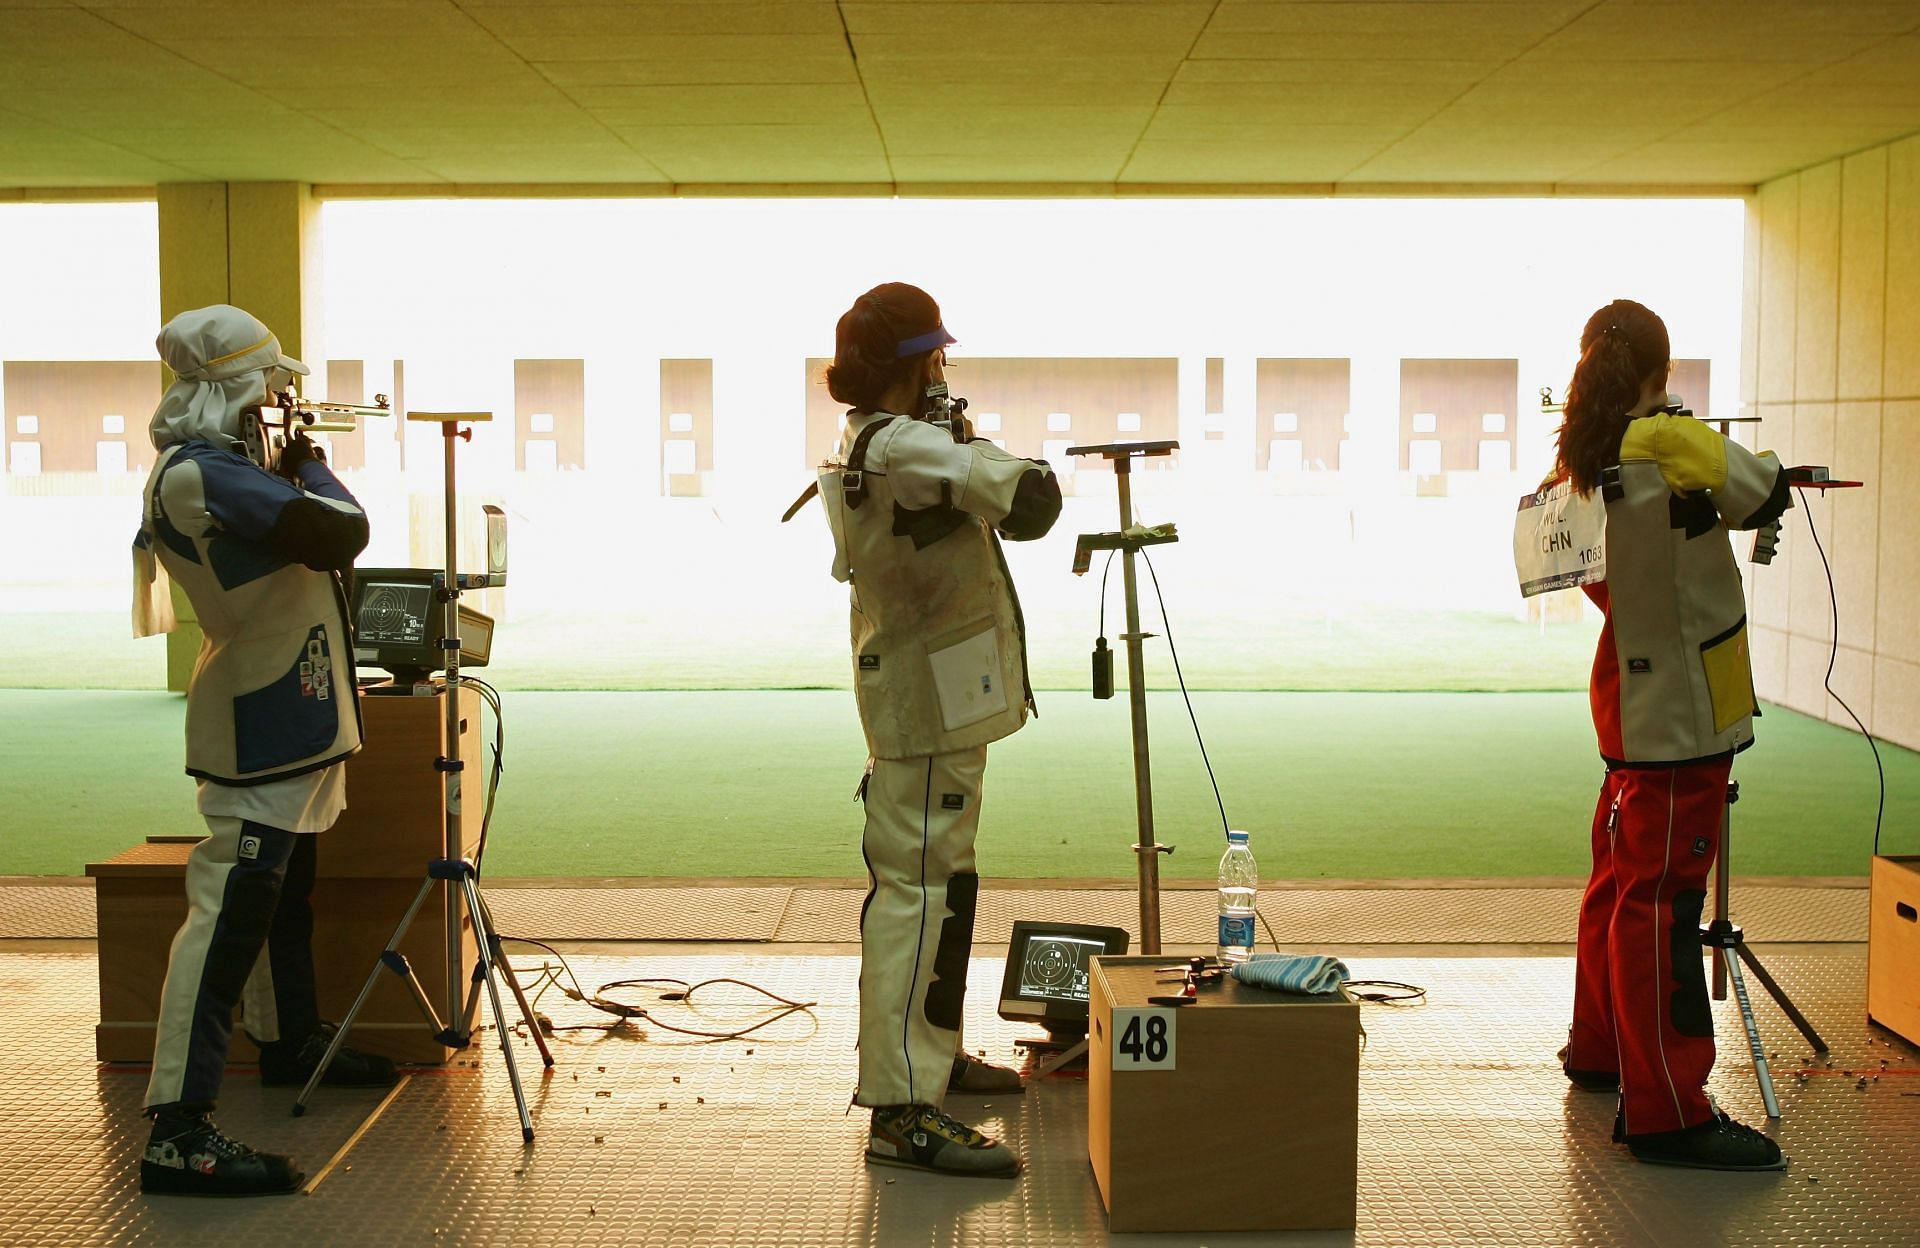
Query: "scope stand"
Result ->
[[1068, 440, 1180, 955], [1698, 780, 1827, 1119], [294, 413, 553, 1142]]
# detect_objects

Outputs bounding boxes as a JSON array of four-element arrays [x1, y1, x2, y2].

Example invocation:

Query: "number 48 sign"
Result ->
[[1111, 1007, 1177, 1071]]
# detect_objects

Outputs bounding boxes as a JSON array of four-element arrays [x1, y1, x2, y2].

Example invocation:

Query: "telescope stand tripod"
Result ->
[[1699, 780, 1826, 1119], [1068, 439, 1180, 955], [293, 857, 552, 1140], [292, 408, 549, 1138]]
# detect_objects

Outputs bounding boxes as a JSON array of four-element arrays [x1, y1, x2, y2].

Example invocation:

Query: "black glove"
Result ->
[[276, 431, 326, 481]]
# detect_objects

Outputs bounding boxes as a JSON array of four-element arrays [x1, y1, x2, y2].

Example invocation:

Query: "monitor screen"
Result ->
[[998, 921, 1129, 1025], [1018, 934, 1108, 1004], [356, 580, 432, 646]]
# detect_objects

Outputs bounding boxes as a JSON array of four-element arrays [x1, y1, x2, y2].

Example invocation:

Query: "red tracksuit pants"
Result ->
[[1567, 760, 1730, 1136]]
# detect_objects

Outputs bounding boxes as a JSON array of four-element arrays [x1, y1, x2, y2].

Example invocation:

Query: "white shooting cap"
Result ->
[[149, 304, 309, 450]]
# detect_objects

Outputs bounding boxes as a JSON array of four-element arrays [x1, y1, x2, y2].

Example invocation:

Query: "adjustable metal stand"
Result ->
[[294, 412, 553, 1141], [1069, 440, 1180, 955], [1698, 780, 1827, 1119]]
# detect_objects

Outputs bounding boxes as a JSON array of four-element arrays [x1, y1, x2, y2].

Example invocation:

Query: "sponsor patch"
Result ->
[[858, 654, 880, 671], [1627, 657, 1652, 674], [238, 834, 263, 861], [941, 793, 965, 811], [299, 626, 333, 701], [1692, 836, 1712, 857]]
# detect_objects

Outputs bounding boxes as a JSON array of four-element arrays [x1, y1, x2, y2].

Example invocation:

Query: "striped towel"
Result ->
[[1230, 953, 1350, 995]]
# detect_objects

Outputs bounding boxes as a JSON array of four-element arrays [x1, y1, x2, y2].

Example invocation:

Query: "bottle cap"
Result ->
[[1226, 829, 1249, 842]]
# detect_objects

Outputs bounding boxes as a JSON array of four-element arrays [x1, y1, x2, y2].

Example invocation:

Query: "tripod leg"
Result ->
[[295, 875, 442, 1117], [1721, 952, 1781, 1119], [1030, 1038, 1089, 1080], [1736, 945, 1828, 1052], [458, 958, 487, 1044], [476, 893, 554, 1068], [464, 876, 535, 1143], [1712, 789, 1731, 1000]]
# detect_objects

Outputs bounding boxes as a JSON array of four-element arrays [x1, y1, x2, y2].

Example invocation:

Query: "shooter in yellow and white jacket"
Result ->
[[1551, 299, 1791, 1174]]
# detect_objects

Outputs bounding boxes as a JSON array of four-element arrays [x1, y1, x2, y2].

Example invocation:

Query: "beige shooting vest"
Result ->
[[818, 413, 1051, 760]]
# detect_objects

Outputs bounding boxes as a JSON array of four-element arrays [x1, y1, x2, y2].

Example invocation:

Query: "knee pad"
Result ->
[[1668, 889, 1713, 1037], [283, 831, 317, 897], [212, 825, 298, 954], [923, 872, 980, 1032]]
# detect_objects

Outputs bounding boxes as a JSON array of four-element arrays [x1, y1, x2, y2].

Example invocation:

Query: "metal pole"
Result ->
[[1713, 784, 1732, 1000], [1115, 460, 1162, 954], [442, 425, 464, 1027]]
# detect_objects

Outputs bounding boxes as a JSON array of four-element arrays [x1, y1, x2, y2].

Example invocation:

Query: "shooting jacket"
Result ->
[[819, 413, 1060, 759], [1584, 413, 1790, 767], [136, 440, 367, 784]]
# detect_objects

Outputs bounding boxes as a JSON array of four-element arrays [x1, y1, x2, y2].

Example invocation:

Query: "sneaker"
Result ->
[[1625, 1110, 1787, 1172], [949, 1053, 1025, 1095], [866, 1104, 1020, 1178], [258, 1023, 399, 1088], [1558, 1044, 1619, 1092], [141, 1109, 303, 1196]]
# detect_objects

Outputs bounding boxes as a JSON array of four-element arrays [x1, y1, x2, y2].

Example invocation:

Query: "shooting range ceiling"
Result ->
[[2, 0, 1918, 194]]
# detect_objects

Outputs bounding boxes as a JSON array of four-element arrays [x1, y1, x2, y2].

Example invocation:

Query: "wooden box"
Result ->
[[1087, 955, 1360, 1234], [90, 685, 483, 1065], [1867, 855, 1920, 1046]]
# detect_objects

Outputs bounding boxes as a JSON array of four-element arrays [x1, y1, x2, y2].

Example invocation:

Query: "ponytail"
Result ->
[[1554, 300, 1671, 494]]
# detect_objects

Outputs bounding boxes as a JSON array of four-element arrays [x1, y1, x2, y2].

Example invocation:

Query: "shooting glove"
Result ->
[[276, 431, 326, 481]]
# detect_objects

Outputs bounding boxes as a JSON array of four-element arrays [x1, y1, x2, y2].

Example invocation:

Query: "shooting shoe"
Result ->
[[258, 1022, 399, 1088], [867, 1104, 1020, 1178], [1625, 1110, 1786, 1172], [949, 1053, 1025, 1095], [141, 1109, 302, 1196], [1558, 1043, 1619, 1092]]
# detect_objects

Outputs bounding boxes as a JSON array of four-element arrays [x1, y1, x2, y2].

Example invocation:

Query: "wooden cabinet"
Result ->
[[1087, 956, 1361, 1233], [1868, 855, 1920, 1046], [90, 685, 484, 1065]]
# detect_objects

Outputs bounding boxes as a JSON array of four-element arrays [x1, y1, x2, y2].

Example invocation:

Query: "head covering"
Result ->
[[894, 325, 957, 358], [149, 304, 308, 451]]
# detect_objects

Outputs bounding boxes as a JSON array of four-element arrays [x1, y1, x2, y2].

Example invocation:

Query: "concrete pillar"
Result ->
[[156, 183, 324, 689]]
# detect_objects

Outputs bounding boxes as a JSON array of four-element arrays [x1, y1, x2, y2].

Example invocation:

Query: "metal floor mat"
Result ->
[[1, 944, 1914, 1246]]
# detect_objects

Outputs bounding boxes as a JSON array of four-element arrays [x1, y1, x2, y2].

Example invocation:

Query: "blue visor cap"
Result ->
[[895, 325, 957, 358]]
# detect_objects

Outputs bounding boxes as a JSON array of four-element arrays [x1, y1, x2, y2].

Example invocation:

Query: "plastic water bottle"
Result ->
[[1217, 830, 1257, 964]]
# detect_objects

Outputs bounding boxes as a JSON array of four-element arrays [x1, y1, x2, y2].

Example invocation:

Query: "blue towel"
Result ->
[[1230, 953, 1350, 995]]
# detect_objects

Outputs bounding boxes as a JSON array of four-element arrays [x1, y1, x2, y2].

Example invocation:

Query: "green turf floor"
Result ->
[[0, 604, 1604, 692], [0, 690, 1905, 880]]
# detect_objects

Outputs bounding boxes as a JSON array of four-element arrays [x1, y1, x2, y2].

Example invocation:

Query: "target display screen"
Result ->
[[1017, 935, 1107, 1004], [356, 581, 432, 646]]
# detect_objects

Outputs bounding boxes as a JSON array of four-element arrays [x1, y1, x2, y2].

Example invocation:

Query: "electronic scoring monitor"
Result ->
[[997, 920, 1130, 1035], [351, 567, 493, 683]]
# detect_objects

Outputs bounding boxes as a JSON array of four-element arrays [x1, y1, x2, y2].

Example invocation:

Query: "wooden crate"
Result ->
[[1867, 855, 1920, 1046], [90, 685, 483, 1066], [1087, 955, 1360, 1233]]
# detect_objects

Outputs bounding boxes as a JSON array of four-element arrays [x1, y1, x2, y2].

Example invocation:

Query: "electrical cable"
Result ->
[[460, 676, 507, 871], [1344, 981, 1429, 1005], [1139, 549, 1232, 838], [1794, 488, 1886, 855], [497, 936, 818, 1042], [1116, 534, 1423, 1005]]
